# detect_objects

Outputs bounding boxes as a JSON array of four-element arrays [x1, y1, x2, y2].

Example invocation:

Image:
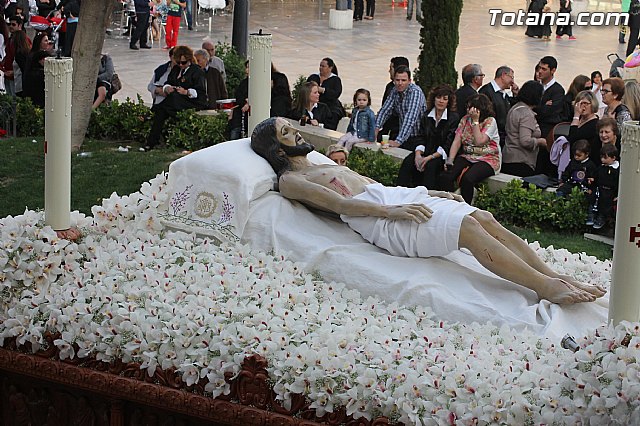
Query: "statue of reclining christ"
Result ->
[[251, 117, 606, 305]]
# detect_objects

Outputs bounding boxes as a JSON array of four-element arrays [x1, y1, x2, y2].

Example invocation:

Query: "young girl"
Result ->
[[338, 88, 376, 150], [591, 70, 606, 116]]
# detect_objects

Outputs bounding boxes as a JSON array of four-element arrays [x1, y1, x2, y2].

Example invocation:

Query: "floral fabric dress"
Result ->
[[455, 116, 501, 173]]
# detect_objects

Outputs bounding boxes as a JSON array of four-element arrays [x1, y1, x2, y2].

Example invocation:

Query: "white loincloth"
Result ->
[[341, 184, 477, 257]]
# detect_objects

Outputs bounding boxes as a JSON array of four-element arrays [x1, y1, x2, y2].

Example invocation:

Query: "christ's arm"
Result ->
[[278, 173, 433, 222]]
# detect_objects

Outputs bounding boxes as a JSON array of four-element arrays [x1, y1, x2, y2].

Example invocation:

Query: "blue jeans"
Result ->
[[407, 0, 422, 19], [184, 0, 193, 27]]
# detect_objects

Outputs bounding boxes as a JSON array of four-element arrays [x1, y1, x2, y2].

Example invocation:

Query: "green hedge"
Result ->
[[475, 179, 588, 232], [0, 95, 45, 137], [87, 95, 152, 142], [165, 109, 228, 152], [348, 148, 400, 187], [87, 97, 229, 150]]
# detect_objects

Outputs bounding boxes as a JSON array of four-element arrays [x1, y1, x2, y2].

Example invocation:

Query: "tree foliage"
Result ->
[[416, 0, 463, 96]]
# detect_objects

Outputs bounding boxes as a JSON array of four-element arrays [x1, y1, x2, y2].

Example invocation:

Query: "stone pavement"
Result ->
[[105, 0, 627, 111]]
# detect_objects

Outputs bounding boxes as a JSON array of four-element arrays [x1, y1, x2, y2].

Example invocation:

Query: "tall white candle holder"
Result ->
[[248, 30, 272, 135], [44, 57, 75, 237], [609, 121, 640, 324]]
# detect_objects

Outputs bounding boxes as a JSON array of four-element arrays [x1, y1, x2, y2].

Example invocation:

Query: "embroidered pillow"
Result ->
[[160, 138, 334, 242]]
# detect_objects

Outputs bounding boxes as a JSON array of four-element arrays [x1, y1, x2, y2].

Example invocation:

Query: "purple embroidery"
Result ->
[[217, 192, 235, 225], [170, 185, 193, 215]]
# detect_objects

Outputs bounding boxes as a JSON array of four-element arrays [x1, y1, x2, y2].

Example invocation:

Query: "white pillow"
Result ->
[[160, 138, 334, 242]]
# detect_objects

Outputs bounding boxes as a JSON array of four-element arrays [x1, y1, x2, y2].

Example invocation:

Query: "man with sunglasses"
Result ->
[[1, 15, 30, 96], [145, 45, 206, 151]]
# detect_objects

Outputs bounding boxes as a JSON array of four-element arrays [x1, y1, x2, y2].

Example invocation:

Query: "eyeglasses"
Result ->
[[178, 60, 189, 65], [600, 89, 611, 94], [9, 22, 18, 27]]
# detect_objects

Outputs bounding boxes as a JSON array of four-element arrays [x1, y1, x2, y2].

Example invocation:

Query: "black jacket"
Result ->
[[287, 102, 332, 127], [420, 109, 460, 155], [307, 74, 345, 130], [561, 158, 597, 188], [454, 84, 477, 121], [166, 64, 208, 110], [479, 82, 514, 144], [596, 163, 619, 191], [535, 81, 565, 139]]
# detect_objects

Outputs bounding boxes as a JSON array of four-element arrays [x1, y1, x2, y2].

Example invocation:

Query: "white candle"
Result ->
[[44, 58, 73, 231], [247, 31, 272, 135], [609, 121, 640, 325]]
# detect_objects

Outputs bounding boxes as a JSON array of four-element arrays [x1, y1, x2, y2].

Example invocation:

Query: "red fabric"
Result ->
[[165, 15, 180, 48]]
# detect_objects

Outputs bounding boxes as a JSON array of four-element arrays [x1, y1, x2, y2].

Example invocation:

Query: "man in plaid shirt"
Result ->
[[375, 65, 427, 150]]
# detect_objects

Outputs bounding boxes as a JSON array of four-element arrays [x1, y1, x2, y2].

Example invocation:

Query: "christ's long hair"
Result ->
[[251, 117, 291, 180]]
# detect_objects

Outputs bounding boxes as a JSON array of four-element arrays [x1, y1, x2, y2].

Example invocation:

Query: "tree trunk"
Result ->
[[416, 0, 463, 96], [70, 0, 116, 150]]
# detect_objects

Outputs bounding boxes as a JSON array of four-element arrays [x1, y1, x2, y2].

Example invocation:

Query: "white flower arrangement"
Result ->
[[1, 173, 638, 425]]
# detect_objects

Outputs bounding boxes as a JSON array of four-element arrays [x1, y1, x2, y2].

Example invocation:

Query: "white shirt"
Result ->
[[490, 79, 505, 97], [543, 77, 557, 92], [414, 108, 449, 160]]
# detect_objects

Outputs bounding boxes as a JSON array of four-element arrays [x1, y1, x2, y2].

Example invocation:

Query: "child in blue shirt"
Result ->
[[346, 88, 376, 142]]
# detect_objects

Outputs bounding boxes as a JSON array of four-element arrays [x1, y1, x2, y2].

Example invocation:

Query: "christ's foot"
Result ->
[[539, 278, 596, 304], [556, 274, 607, 298]]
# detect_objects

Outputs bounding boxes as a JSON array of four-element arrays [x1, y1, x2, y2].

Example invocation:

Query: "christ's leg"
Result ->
[[469, 210, 606, 298], [458, 215, 594, 304]]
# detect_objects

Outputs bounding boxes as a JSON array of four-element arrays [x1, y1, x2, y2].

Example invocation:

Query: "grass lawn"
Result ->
[[1, 137, 181, 218], [0, 137, 614, 260]]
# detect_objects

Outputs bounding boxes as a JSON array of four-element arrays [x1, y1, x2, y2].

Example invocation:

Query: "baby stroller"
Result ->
[[607, 53, 625, 78]]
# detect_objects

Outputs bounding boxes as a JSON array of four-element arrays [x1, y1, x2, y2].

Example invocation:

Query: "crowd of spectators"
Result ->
[[0, 0, 636, 234], [305, 54, 634, 234]]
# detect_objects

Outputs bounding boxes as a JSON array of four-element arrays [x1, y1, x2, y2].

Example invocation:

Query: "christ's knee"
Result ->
[[471, 209, 498, 228], [459, 215, 491, 250]]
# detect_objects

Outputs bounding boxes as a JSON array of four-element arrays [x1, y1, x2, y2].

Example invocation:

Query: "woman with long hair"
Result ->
[[440, 93, 501, 204], [12, 30, 32, 97], [270, 71, 292, 118], [396, 83, 459, 189], [623, 79, 640, 121], [307, 57, 344, 130], [564, 74, 591, 120], [287, 81, 331, 128]]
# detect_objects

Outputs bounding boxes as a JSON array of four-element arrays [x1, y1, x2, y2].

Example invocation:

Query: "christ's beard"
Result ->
[[281, 142, 315, 157]]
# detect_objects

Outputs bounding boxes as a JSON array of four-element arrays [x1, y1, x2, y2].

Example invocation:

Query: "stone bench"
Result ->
[[290, 122, 555, 193]]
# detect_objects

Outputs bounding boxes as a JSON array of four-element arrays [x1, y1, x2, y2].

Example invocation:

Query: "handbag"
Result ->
[[111, 73, 122, 94]]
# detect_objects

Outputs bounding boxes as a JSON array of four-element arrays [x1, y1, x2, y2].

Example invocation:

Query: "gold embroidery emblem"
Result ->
[[194, 192, 217, 218]]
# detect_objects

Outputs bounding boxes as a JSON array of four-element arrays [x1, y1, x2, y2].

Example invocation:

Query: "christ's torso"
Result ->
[[285, 164, 374, 198]]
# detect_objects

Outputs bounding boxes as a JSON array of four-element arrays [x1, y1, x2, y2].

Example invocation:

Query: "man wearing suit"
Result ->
[[145, 46, 207, 151], [455, 64, 484, 119], [479, 66, 519, 147], [534, 56, 566, 175], [194, 49, 228, 109]]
